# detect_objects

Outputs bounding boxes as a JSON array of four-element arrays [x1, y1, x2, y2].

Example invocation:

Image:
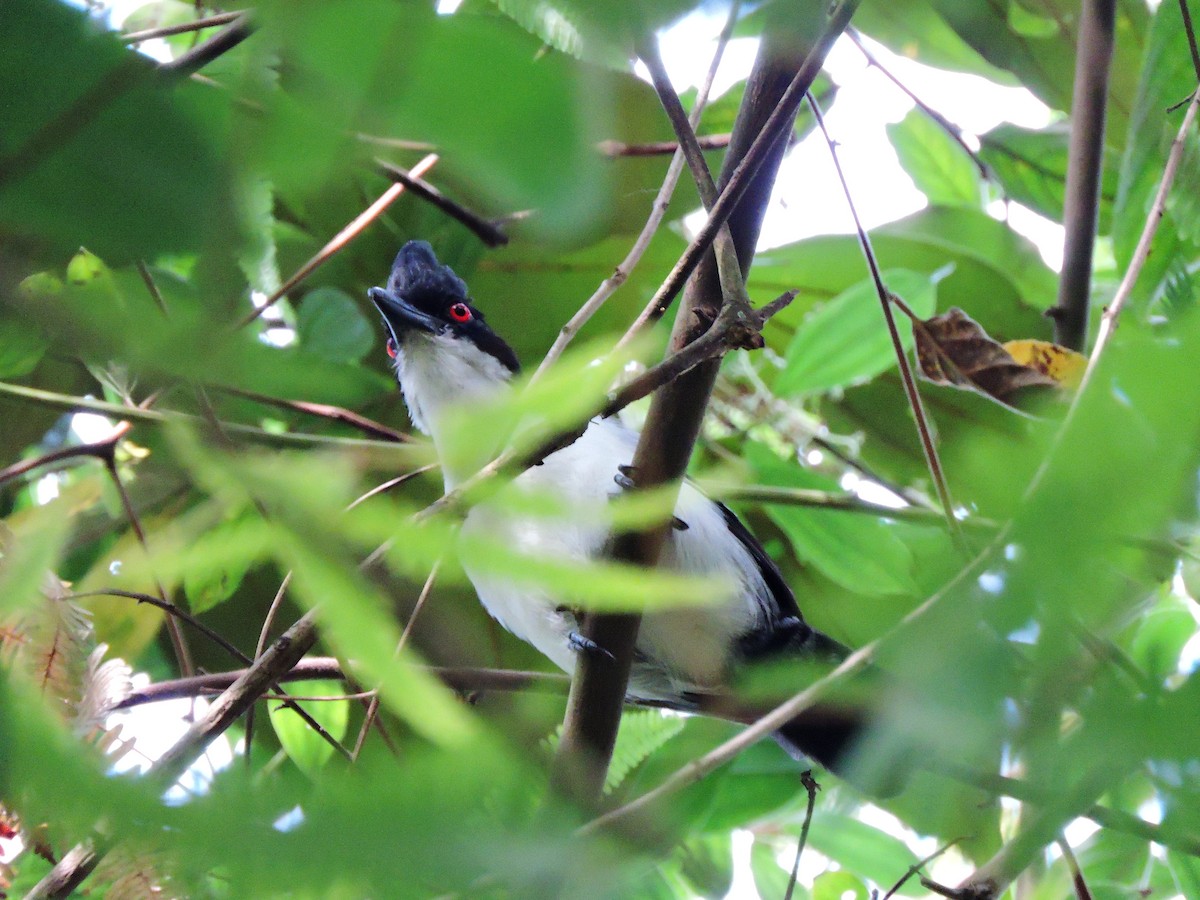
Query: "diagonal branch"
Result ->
[[807, 93, 961, 543]]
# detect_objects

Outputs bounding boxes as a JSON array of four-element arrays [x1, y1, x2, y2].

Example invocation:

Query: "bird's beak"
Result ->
[[368, 287, 443, 336]]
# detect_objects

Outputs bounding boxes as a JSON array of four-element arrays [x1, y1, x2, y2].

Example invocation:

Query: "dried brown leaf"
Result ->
[[914, 307, 1061, 407]]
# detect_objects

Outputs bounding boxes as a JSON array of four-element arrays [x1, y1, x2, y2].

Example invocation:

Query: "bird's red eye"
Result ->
[[386, 337, 398, 359], [448, 302, 472, 323]]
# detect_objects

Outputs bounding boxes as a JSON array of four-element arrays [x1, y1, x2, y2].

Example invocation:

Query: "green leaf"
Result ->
[[603, 709, 686, 794], [778, 269, 937, 396], [0, 315, 49, 378], [0, 0, 223, 261], [980, 122, 1118, 229], [255, 1, 612, 240], [812, 870, 869, 900], [752, 839, 803, 900], [181, 517, 256, 615], [269, 679, 350, 776], [807, 813, 921, 895], [297, 287, 374, 364], [748, 444, 919, 597], [887, 110, 981, 208]]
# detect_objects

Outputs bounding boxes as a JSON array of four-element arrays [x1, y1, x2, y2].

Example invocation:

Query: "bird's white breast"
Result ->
[[460, 416, 770, 701]]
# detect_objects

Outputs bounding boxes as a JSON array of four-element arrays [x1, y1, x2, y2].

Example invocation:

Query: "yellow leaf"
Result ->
[[1002, 339, 1086, 388]]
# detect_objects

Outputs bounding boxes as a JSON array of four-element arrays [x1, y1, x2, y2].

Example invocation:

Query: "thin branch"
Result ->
[[618, 0, 863, 344], [159, 15, 253, 77], [806, 92, 961, 543], [886, 840, 962, 900], [135, 260, 169, 317], [245, 571, 293, 768], [114, 661, 566, 709], [597, 133, 733, 157], [1051, 0, 1115, 350], [100, 447, 195, 677], [0, 422, 130, 488], [784, 772, 819, 900], [215, 386, 409, 443], [347, 464, 438, 510], [709, 484, 990, 525], [1084, 83, 1200, 383], [533, 1, 738, 381], [1180, 0, 1200, 84], [351, 559, 441, 759], [122, 11, 243, 44], [0, 381, 411, 452], [70, 590, 248, 665], [845, 29, 990, 181], [1058, 836, 1094, 900], [377, 160, 507, 247], [237, 153, 439, 328]]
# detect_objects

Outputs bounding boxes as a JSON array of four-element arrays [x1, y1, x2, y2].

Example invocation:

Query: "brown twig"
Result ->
[[135, 260, 169, 317], [845, 29, 990, 181], [1058, 837, 1094, 900], [887, 840, 962, 900], [215, 386, 409, 443], [350, 559, 441, 759], [159, 15, 253, 77], [1180, 0, 1200, 84], [597, 134, 733, 157], [0, 423, 130, 489], [237, 153, 439, 329], [1050, 0, 1115, 350], [806, 92, 961, 544], [784, 771, 820, 900], [99, 442, 196, 677], [114, 660, 566, 709], [0, 381, 410, 452], [122, 11, 243, 44], [70, 589, 247, 665], [1084, 83, 1200, 383], [377, 160, 508, 247]]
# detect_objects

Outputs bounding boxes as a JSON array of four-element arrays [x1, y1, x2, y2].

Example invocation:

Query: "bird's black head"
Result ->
[[368, 241, 519, 374]]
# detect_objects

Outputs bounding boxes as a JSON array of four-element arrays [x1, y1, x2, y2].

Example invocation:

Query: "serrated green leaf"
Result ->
[[778, 269, 936, 396], [603, 709, 686, 794], [297, 287, 373, 364], [888, 110, 981, 208], [269, 679, 350, 777]]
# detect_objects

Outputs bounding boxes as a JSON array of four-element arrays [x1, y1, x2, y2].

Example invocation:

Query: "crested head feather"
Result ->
[[387, 241, 469, 301]]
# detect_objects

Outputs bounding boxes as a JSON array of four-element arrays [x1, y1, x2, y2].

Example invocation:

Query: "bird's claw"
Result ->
[[568, 631, 615, 660], [613, 464, 638, 491]]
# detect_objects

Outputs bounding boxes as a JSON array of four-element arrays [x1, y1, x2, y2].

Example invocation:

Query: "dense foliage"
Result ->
[[1, 0, 1199, 897]]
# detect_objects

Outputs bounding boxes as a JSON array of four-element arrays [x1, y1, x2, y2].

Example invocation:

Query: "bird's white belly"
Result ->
[[458, 418, 765, 702]]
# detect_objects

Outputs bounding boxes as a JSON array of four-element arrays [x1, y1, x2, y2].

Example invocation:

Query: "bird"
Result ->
[[369, 240, 882, 781]]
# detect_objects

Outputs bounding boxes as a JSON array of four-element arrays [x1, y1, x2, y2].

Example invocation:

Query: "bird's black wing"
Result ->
[[715, 501, 849, 662]]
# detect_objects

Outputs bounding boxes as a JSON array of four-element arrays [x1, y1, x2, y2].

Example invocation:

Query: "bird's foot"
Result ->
[[567, 631, 615, 660], [613, 464, 638, 491]]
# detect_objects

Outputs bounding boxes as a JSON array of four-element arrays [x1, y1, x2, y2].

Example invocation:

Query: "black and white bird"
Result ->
[[370, 241, 878, 778]]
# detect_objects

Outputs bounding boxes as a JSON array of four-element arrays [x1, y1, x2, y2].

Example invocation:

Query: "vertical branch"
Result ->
[[1052, 0, 1116, 351]]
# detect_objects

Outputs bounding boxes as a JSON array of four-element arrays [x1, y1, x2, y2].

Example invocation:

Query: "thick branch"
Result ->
[[1052, 0, 1115, 350]]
